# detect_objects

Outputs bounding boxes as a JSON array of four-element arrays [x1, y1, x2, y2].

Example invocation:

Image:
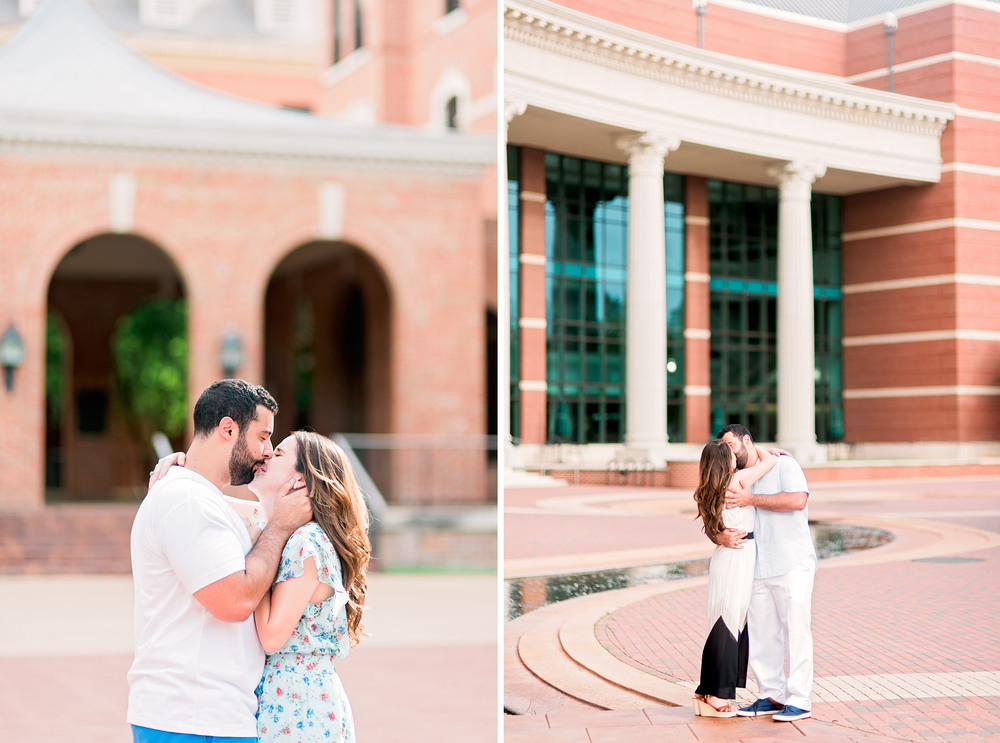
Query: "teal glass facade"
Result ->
[[508, 145, 520, 441], [707, 180, 843, 442], [543, 153, 685, 444]]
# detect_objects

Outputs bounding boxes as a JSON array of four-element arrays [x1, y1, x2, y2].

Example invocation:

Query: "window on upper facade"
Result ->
[[354, 0, 363, 49], [332, 0, 342, 62], [445, 0, 460, 13], [445, 97, 459, 129], [255, 0, 305, 34], [140, 0, 193, 30]]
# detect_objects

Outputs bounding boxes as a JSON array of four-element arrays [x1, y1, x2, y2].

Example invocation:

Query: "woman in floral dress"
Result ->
[[249, 431, 372, 743]]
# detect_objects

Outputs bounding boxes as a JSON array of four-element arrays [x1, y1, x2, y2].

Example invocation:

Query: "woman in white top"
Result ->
[[691, 439, 775, 717]]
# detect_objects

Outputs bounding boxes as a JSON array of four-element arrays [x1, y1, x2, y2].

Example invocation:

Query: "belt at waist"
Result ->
[[745, 532, 754, 540]]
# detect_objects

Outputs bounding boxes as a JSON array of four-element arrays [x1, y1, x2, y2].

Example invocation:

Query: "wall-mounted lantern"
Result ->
[[220, 329, 243, 378], [0, 324, 25, 392]]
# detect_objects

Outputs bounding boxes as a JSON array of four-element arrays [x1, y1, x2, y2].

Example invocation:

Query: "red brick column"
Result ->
[[684, 176, 711, 444], [517, 148, 548, 444]]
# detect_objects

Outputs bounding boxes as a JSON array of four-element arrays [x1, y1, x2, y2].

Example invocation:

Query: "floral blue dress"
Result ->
[[256, 523, 355, 743]]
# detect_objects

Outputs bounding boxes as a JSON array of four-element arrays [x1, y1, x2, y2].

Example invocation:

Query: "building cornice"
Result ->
[[0, 113, 496, 174], [505, 0, 955, 138]]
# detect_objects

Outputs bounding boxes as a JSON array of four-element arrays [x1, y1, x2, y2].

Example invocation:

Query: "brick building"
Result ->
[[0, 0, 497, 512], [504, 0, 1000, 480]]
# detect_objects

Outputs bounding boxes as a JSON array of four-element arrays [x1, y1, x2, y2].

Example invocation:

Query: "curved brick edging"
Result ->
[[509, 512, 1000, 712]]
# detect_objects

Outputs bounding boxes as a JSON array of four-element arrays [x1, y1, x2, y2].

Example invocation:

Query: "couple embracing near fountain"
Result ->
[[690, 424, 816, 723]]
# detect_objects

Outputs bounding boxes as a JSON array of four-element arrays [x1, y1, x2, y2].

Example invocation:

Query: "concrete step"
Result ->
[[505, 590, 684, 716]]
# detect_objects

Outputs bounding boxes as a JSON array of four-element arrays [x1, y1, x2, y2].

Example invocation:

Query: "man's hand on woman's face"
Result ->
[[267, 477, 313, 532]]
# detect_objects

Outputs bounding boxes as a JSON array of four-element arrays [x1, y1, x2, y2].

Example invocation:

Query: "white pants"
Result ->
[[748, 557, 815, 710]]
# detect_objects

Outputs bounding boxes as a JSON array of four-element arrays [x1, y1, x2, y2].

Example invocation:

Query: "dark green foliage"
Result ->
[[112, 298, 188, 445]]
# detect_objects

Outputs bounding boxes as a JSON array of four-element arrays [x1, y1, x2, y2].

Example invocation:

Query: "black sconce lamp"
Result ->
[[220, 329, 243, 378], [1, 324, 24, 392]]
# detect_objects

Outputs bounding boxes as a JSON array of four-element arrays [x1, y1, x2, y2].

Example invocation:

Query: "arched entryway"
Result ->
[[46, 233, 186, 502], [264, 241, 391, 437]]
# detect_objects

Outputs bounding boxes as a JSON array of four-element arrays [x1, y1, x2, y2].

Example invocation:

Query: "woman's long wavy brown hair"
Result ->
[[293, 431, 372, 648], [693, 439, 735, 539]]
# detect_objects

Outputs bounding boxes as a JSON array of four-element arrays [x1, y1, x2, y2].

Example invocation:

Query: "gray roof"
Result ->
[[0, 0, 495, 168], [0, 0, 268, 39], [736, 0, 1000, 23], [0, 0, 317, 126]]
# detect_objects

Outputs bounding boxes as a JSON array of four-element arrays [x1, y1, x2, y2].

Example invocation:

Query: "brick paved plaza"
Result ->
[[0, 573, 497, 743], [505, 474, 1000, 742]]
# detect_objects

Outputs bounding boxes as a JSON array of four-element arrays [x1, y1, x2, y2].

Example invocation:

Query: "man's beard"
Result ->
[[229, 433, 262, 486], [735, 442, 749, 470]]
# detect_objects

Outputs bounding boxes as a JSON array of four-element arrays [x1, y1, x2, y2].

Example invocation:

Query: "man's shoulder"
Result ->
[[774, 454, 804, 473], [142, 469, 222, 518], [774, 454, 809, 490]]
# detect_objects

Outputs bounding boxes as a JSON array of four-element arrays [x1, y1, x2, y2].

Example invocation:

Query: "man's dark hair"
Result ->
[[716, 423, 752, 442], [192, 379, 278, 438]]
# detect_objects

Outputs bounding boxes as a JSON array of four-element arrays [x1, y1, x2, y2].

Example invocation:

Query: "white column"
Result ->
[[769, 161, 826, 463], [617, 133, 679, 458]]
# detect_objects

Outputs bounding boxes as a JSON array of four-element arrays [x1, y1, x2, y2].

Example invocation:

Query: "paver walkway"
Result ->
[[504, 475, 1000, 742], [0, 572, 497, 743]]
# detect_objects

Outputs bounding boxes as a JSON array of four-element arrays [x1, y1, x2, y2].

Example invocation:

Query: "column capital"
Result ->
[[767, 160, 827, 190], [615, 132, 681, 175], [504, 100, 528, 133]]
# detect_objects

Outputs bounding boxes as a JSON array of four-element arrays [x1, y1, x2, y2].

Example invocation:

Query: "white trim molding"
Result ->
[[845, 51, 1000, 85], [843, 218, 1000, 242], [519, 380, 548, 392], [843, 329, 1000, 347], [519, 253, 546, 266], [684, 328, 711, 340], [941, 162, 1000, 178], [845, 385, 1000, 400], [318, 182, 345, 239], [519, 317, 547, 330], [843, 273, 1000, 295], [505, 0, 955, 191], [109, 172, 136, 233], [684, 385, 712, 396]]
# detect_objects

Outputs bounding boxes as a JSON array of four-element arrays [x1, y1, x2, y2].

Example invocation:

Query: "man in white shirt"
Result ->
[[128, 378, 312, 743], [716, 424, 816, 723]]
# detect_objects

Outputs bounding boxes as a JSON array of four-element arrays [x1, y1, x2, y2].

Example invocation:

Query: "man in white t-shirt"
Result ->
[[715, 424, 817, 724], [128, 379, 312, 743]]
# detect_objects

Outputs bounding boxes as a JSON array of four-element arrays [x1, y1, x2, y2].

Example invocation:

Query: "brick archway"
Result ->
[[46, 233, 186, 502], [263, 240, 391, 439]]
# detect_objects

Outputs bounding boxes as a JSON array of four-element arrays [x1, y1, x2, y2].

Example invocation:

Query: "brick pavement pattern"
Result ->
[[505, 477, 1000, 742]]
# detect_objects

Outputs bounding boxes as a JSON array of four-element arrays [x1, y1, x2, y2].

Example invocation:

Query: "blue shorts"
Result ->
[[131, 724, 256, 743]]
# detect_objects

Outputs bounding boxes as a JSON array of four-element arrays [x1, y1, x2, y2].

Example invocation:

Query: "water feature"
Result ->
[[505, 522, 893, 620]]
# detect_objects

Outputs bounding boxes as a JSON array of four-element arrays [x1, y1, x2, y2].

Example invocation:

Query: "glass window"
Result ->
[[545, 153, 685, 443], [708, 180, 842, 442], [353, 0, 363, 50], [508, 146, 520, 440]]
